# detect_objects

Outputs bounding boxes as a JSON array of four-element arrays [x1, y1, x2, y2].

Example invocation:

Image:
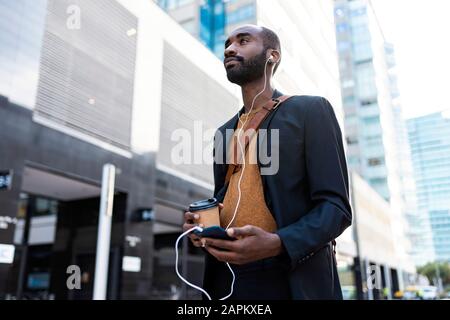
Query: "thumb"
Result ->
[[227, 225, 257, 238]]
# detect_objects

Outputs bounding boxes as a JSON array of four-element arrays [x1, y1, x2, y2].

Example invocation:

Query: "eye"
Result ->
[[240, 38, 249, 44]]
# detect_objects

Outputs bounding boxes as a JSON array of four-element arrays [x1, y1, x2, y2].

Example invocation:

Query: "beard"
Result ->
[[226, 50, 267, 86]]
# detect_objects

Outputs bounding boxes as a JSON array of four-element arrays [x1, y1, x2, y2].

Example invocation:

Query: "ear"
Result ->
[[269, 49, 281, 65]]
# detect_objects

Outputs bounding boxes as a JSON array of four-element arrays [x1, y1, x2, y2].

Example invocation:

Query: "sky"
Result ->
[[370, 0, 450, 119]]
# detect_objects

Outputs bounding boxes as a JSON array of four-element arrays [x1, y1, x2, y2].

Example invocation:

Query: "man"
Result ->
[[183, 25, 352, 300]]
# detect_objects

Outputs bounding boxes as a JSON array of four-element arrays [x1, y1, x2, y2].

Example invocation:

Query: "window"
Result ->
[[338, 41, 351, 52], [346, 136, 358, 145], [335, 8, 345, 17], [350, 7, 367, 17], [348, 157, 360, 166], [351, 25, 370, 43], [342, 79, 355, 88], [226, 4, 255, 24], [356, 63, 376, 99], [353, 43, 373, 63], [361, 98, 377, 106], [345, 114, 358, 125], [336, 23, 349, 33], [363, 116, 380, 125], [34, 197, 58, 217], [214, 2, 223, 14], [157, 0, 194, 10], [370, 177, 387, 186], [0, 0, 46, 107], [343, 95, 356, 105], [368, 157, 384, 167], [365, 135, 382, 146], [362, 123, 382, 137]]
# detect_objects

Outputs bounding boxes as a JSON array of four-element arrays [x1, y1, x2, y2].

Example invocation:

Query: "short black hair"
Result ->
[[260, 26, 281, 74]]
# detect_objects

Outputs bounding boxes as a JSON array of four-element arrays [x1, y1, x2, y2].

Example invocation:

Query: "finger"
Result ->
[[184, 211, 200, 223], [191, 238, 202, 248], [183, 223, 203, 234], [219, 203, 224, 209], [188, 224, 205, 239], [188, 233, 200, 241], [227, 225, 257, 238], [183, 223, 195, 232], [203, 238, 237, 251], [205, 245, 238, 263]]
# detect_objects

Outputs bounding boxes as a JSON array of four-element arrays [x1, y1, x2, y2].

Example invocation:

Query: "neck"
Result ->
[[240, 71, 275, 113]]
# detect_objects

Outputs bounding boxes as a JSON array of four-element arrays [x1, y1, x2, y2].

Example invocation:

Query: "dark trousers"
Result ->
[[204, 256, 291, 300]]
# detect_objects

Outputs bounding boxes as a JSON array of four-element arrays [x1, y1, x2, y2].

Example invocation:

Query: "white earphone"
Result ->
[[269, 52, 279, 64]]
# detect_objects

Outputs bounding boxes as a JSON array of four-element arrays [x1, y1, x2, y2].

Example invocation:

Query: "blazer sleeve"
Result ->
[[276, 97, 352, 270]]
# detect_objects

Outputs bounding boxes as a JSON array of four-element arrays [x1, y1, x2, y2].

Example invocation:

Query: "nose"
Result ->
[[224, 44, 237, 59]]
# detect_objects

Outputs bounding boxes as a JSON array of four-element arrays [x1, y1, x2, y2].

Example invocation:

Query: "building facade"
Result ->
[[407, 111, 450, 264], [350, 172, 418, 300], [0, 0, 239, 300], [155, 0, 344, 115], [155, 0, 255, 58]]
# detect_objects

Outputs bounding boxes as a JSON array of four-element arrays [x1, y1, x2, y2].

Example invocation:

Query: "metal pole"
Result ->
[[435, 261, 442, 293], [349, 172, 365, 300], [384, 264, 392, 300], [16, 195, 33, 299], [93, 164, 116, 300], [366, 259, 374, 300]]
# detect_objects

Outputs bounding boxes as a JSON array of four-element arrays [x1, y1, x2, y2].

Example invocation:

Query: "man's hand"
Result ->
[[183, 203, 224, 247], [202, 225, 284, 265]]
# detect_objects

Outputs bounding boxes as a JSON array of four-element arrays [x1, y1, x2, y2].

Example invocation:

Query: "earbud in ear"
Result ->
[[268, 56, 274, 63]]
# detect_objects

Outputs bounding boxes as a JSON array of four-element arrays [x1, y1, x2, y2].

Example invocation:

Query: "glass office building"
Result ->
[[334, 0, 415, 272], [335, 0, 401, 202], [408, 111, 450, 263], [0, 0, 47, 110], [156, 0, 255, 58]]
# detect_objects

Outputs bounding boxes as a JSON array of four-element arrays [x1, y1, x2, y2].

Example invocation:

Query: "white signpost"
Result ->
[[93, 164, 116, 300]]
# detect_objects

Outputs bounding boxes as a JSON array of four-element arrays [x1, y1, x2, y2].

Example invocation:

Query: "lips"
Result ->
[[225, 61, 239, 69], [224, 58, 241, 68]]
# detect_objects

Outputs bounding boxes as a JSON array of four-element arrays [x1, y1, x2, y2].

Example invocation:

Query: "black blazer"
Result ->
[[204, 89, 352, 299]]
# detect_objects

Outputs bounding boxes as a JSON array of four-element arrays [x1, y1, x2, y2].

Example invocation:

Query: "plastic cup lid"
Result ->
[[189, 198, 218, 212]]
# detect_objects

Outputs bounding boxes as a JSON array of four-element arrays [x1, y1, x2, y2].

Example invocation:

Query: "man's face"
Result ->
[[223, 26, 267, 86]]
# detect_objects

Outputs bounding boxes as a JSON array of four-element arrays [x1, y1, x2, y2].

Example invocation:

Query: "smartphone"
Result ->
[[193, 226, 236, 241]]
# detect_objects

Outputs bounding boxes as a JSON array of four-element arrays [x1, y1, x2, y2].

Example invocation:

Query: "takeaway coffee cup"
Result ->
[[189, 198, 220, 228]]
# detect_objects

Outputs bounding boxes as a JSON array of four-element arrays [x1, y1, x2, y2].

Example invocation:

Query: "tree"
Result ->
[[417, 262, 450, 287]]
